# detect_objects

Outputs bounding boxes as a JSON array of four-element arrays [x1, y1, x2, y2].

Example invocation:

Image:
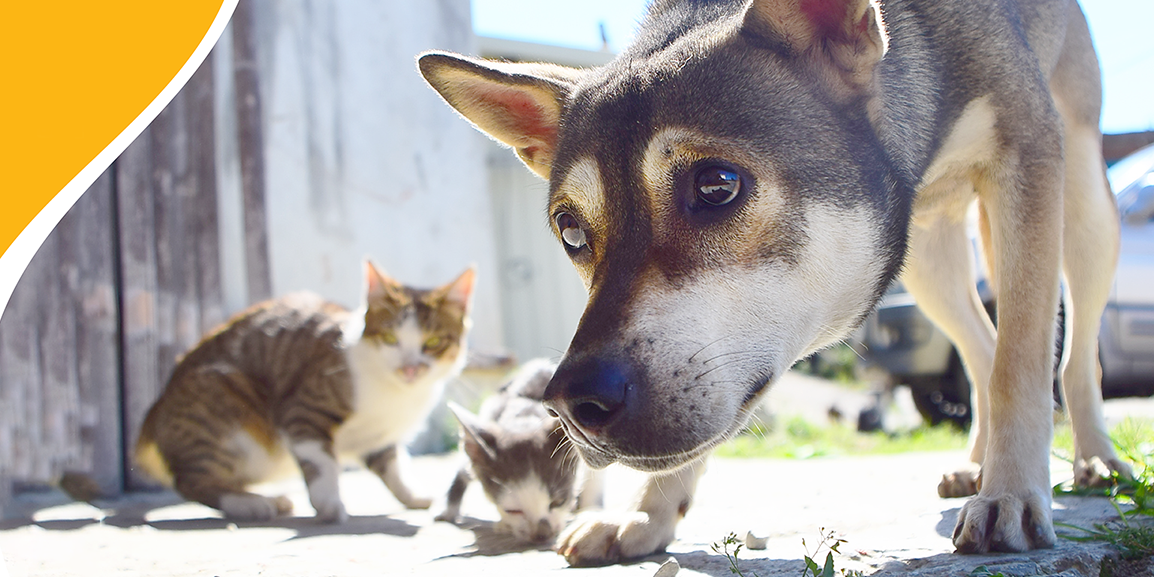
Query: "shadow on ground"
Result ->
[[0, 488, 419, 540]]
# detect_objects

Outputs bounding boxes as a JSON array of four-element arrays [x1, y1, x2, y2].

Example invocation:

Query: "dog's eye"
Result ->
[[555, 212, 587, 250], [695, 166, 741, 206]]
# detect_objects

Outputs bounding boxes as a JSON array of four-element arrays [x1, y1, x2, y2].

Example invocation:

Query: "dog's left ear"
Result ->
[[742, 0, 887, 93], [418, 51, 581, 179]]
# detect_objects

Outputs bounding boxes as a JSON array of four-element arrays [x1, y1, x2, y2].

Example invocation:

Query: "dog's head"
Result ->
[[419, 0, 912, 472]]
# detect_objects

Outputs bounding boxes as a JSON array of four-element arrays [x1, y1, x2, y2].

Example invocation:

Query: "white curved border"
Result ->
[[0, 0, 240, 316]]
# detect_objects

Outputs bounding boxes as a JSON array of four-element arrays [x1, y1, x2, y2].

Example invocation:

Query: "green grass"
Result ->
[[1053, 417, 1154, 560], [715, 416, 968, 459]]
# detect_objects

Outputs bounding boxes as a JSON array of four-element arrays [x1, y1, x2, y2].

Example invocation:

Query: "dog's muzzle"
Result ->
[[544, 353, 770, 473]]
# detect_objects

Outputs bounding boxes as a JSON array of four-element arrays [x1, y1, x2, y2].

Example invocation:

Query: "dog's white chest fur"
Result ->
[[914, 96, 1000, 222]]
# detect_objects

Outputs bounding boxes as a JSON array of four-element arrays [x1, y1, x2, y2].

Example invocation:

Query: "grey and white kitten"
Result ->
[[435, 359, 591, 543]]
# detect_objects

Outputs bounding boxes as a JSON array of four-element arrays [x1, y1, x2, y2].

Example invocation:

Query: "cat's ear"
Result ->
[[438, 266, 477, 312], [364, 259, 403, 301], [448, 401, 497, 462]]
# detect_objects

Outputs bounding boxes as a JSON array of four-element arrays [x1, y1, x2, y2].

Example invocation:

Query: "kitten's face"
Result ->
[[357, 264, 474, 383], [467, 425, 577, 543]]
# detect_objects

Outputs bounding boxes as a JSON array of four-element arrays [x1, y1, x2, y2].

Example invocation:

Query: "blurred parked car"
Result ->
[[859, 143, 1154, 427]]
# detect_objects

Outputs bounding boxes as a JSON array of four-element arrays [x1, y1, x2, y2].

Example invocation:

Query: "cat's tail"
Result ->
[[133, 410, 175, 486]]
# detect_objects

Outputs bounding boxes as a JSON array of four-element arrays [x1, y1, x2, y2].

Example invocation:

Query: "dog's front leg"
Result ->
[[556, 457, 707, 566], [951, 148, 1063, 553]]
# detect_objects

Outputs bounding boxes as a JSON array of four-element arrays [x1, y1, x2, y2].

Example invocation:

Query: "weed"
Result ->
[[712, 532, 756, 577], [711, 529, 863, 577], [968, 566, 1007, 577], [1053, 418, 1154, 560]]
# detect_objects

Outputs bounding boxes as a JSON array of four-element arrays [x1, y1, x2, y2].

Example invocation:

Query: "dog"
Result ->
[[418, 0, 1130, 565]]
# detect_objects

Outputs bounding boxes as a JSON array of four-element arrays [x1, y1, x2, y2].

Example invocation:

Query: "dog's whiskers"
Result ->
[[688, 336, 731, 363]]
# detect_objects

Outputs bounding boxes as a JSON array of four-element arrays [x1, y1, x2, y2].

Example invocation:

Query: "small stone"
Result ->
[[745, 530, 769, 550], [653, 557, 680, 577]]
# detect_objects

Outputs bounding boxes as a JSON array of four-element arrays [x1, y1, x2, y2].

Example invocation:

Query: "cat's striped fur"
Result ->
[[135, 262, 475, 522]]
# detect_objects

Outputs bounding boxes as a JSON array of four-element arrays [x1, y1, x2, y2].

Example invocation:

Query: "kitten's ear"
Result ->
[[364, 259, 403, 301], [439, 266, 477, 312], [448, 402, 497, 462]]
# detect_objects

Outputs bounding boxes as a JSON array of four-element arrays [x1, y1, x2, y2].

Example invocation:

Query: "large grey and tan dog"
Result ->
[[418, 0, 1130, 565]]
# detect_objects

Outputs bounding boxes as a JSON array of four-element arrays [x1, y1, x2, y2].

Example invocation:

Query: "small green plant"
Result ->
[[711, 530, 862, 577], [801, 528, 847, 577], [711, 532, 756, 577], [1053, 418, 1154, 560], [968, 566, 1007, 577]]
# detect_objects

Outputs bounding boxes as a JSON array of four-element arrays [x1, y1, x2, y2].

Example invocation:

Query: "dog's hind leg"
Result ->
[[902, 212, 997, 498], [1055, 107, 1131, 488]]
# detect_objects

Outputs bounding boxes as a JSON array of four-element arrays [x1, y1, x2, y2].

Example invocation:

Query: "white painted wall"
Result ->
[[230, 0, 503, 352]]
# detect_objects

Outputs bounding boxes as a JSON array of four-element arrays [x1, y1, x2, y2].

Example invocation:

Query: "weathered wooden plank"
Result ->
[[59, 169, 122, 495], [43, 192, 83, 482], [0, 234, 45, 485], [232, 0, 272, 303], [116, 127, 163, 490], [188, 51, 225, 332]]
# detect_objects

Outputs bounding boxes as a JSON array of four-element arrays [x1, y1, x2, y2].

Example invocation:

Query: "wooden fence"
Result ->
[[0, 4, 270, 511]]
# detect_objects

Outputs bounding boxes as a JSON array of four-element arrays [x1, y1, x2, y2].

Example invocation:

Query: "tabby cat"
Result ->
[[135, 261, 475, 523]]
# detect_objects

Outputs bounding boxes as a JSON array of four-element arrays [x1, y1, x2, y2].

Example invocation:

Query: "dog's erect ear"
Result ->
[[742, 0, 887, 92], [418, 51, 580, 179]]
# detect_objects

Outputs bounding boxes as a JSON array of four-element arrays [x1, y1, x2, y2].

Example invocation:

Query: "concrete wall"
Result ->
[[216, 0, 504, 352]]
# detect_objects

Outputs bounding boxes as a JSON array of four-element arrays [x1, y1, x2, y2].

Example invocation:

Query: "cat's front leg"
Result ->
[[365, 445, 433, 510], [292, 439, 348, 523], [556, 457, 707, 567], [434, 467, 472, 522]]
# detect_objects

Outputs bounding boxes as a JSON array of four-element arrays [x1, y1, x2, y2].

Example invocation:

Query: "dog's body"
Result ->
[[419, 0, 1128, 564]]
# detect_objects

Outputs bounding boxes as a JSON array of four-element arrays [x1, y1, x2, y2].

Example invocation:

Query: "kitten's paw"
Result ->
[[938, 464, 980, 498], [1074, 456, 1132, 489], [952, 491, 1055, 553], [434, 507, 460, 523], [219, 493, 292, 521], [555, 511, 674, 567]]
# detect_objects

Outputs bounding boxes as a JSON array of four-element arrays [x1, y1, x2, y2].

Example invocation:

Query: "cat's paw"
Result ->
[[311, 497, 348, 524], [952, 490, 1055, 553], [555, 511, 675, 567], [219, 493, 293, 521], [434, 508, 459, 523], [400, 495, 433, 510]]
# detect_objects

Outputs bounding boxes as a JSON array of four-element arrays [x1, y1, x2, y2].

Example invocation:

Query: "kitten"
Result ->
[[134, 261, 474, 523], [435, 359, 588, 543]]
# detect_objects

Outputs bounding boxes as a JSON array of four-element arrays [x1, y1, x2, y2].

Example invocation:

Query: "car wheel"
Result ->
[[906, 351, 972, 429]]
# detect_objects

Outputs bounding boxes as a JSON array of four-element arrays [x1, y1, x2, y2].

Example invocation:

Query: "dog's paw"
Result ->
[[952, 491, 1055, 553], [938, 463, 980, 498], [555, 511, 675, 567], [1073, 456, 1133, 489]]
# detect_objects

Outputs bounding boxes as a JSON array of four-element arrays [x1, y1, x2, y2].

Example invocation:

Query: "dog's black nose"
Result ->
[[544, 357, 630, 432]]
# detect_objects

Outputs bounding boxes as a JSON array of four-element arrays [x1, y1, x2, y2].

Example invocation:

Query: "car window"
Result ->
[[1108, 144, 1154, 195]]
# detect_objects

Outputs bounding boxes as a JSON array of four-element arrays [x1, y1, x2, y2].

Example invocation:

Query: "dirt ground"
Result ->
[[1, 373, 1150, 577]]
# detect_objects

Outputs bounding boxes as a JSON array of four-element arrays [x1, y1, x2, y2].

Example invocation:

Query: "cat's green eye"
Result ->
[[378, 332, 398, 346], [550, 498, 566, 509], [423, 336, 442, 351]]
